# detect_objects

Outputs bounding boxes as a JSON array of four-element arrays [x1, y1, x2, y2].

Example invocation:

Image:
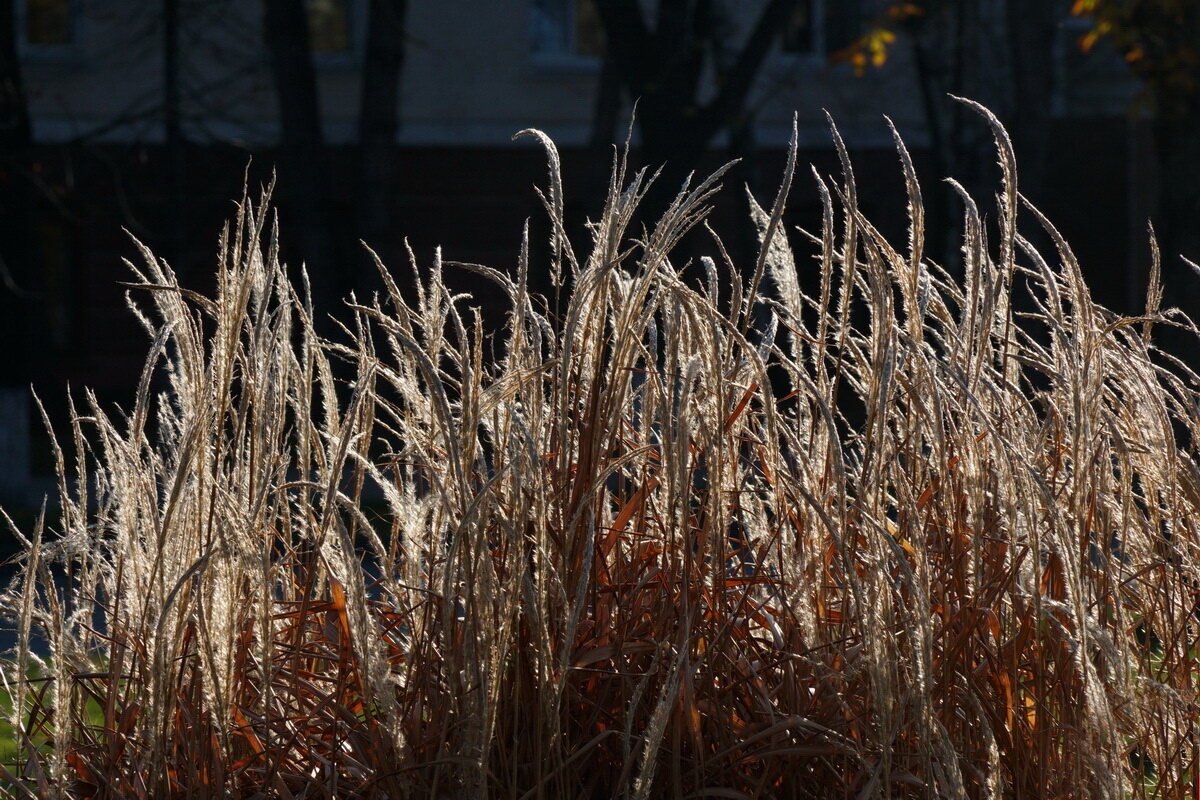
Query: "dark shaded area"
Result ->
[[0, 1, 1181, 557], [8, 119, 1140, 426], [264, 0, 338, 308]]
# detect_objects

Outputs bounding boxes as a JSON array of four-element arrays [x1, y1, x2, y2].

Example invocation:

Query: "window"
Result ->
[[781, 0, 861, 58], [21, 0, 74, 49], [306, 0, 351, 54], [531, 0, 604, 60]]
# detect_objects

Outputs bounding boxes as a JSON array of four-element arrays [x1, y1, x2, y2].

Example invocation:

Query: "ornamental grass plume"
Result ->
[[3, 100, 1200, 798]]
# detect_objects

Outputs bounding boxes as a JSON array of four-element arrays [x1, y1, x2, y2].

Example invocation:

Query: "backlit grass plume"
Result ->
[[4, 101, 1200, 798]]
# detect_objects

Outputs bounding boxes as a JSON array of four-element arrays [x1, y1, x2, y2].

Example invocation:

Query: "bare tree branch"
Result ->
[[700, 0, 799, 135], [593, 0, 653, 95]]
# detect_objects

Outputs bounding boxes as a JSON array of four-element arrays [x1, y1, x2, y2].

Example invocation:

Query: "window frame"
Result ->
[[778, 0, 827, 64], [529, 0, 603, 72], [17, 0, 83, 64], [306, 0, 366, 69], [1052, 13, 1094, 117]]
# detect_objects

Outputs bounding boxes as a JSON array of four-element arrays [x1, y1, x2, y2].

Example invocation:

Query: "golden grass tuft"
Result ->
[[4, 103, 1200, 798]]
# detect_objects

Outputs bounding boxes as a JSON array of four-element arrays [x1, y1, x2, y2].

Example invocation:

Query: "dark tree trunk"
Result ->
[[638, 114, 709, 224], [0, 0, 33, 384], [1005, 0, 1057, 208], [907, 26, 951, 264], [584, 50, 624, 222], [356, 0, 406, 295], [163, 0, 184, 265], [593, 0, 800, 224], [0, 0, 35, 495], [1155, 104, 1200, 281], [263, 0, 338, 310], [903, 0, 1050, 270], [1145, 100, 1200, 355], [727, 114, 761, 298], [0, 0, 29, 151], [588, 50, 622, 152], [629, 3, 708, 215]]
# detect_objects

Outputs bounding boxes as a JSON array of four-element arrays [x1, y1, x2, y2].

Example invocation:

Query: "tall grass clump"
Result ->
[[4, 102, 1200, 798]]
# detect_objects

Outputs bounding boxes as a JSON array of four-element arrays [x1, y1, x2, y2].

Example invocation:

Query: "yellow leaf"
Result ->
[[889, 2, 925, 20], [851, 51, 867, 75]]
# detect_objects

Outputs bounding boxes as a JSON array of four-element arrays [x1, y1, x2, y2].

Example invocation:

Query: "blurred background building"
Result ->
[[0, 0, 1178, 503]]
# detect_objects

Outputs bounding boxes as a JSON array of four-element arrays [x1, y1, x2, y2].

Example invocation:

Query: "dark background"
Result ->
[[0, 0, 1194, 517]]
